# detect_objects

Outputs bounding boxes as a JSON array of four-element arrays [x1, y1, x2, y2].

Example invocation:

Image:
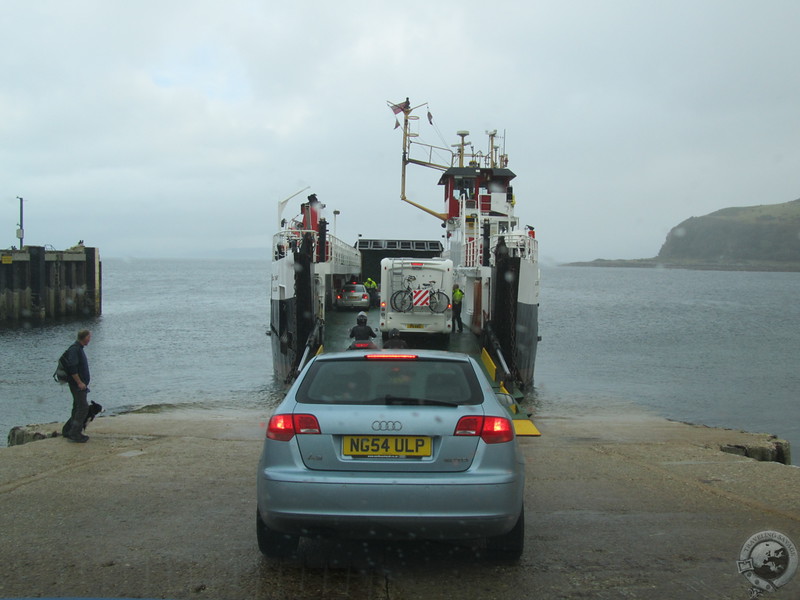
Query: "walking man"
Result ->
[[364, 277, 378, 307], [62, 329, 92, 443], [451, 284, 464, 333]]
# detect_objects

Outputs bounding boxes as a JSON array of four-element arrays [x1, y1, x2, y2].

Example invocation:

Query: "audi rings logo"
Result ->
[[372, 420, 402, 432]]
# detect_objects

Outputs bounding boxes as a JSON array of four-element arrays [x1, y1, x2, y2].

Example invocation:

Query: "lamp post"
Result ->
[[333, 210, 340, 239], [16, 196, 24, 249]]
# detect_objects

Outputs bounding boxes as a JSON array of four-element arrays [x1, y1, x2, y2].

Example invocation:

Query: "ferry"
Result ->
[[269, 190, 361, 382], [270, 100, 540, 394], [392, 98, 540, 392]]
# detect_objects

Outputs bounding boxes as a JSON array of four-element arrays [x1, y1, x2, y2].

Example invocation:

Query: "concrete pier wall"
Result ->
[[0, 245, 101, 323]]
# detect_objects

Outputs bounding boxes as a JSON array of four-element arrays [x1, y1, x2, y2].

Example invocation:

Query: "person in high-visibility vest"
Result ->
[[451, 284, 464, 333], [364, 277, 378, 307]]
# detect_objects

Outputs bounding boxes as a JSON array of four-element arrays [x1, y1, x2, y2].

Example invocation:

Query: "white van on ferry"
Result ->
[[379, 257, 453, 343]]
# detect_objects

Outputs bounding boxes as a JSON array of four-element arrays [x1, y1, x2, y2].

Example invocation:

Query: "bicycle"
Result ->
[[389, 275, 450, 314]]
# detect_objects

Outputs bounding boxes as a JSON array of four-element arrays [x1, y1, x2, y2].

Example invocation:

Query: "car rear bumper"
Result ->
[[257, 469, 523, 540], [337, 302, 371, 309]]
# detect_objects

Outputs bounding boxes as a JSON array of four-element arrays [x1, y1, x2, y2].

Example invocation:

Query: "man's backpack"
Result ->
[[53, 351, 69, 384]]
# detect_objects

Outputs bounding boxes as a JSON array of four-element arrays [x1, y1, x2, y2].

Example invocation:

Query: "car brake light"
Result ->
[[362, 294, 369, 300], [454, 415, 514, 443], [454, 415, 482, 436], [267, 414, 294, 441], [266, 414, 321, 441], [294, 414, 321, 434], [364, 354, 418, 360], [481, 416, 514, 444]]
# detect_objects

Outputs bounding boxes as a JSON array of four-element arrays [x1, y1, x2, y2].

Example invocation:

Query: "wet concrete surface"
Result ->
[[1, 403, 798, 599]]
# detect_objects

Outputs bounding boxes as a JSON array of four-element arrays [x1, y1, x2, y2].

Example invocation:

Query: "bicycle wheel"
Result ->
[[391, 290, 413, 312], [429, 291, 450, 313]]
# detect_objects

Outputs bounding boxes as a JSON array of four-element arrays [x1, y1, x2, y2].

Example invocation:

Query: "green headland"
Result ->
[[568, 198, 800, 271]]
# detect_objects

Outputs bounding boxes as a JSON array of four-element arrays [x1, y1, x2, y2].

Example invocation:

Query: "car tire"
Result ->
[[486, 506, 524, 562], [256, 509, 299, 558]]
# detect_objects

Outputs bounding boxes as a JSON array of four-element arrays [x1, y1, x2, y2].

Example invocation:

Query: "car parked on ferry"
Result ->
[[335, 283, 371, 310], [256, 349, 526, 561]]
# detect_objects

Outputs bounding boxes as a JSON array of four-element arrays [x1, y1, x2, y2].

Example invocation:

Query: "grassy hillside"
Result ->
[[657, 198, 800, 263]]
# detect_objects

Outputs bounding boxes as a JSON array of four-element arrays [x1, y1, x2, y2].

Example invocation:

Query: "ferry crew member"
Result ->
[[364, 277, 378, 306], [451, 284, 464, 333]]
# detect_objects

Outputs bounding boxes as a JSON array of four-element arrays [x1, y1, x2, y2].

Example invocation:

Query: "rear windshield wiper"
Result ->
[[375, 395, 460, 407]]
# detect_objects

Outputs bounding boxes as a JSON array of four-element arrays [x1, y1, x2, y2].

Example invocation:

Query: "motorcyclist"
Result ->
[[383, 328, 408, 349], [349, 311, 376, 340]]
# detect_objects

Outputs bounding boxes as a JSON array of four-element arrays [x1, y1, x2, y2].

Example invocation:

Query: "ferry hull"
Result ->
[[270, 295, 298, 383], [512, 300, 538, 390], [269, 194, 362, 384], [489, 256, 539, 391], [270, 251, 318, 383]]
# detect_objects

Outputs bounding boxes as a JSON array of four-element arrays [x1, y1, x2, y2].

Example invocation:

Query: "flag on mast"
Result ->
[[388, 98, 410, 114]]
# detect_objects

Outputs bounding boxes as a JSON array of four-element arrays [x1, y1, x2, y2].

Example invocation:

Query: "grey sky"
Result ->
[[2, 0, 799, 262]]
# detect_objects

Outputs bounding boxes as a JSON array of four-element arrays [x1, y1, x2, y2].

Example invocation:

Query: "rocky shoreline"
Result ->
[[563, 258, 800, 272]]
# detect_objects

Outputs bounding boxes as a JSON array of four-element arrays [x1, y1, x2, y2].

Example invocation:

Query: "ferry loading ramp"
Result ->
[[357, 238, 443, 282]]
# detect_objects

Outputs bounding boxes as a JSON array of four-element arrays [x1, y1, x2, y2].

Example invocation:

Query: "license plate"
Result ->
[[343, 436, 432, 457], [406, 324, 424, 329]]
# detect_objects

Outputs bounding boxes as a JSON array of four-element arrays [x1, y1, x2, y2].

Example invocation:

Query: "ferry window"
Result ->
[[387, 241, 398, 249], [458, 178, 475, 198]]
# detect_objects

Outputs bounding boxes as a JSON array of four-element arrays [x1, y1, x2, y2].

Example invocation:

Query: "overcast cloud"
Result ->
[[2, 0, 799, 263]]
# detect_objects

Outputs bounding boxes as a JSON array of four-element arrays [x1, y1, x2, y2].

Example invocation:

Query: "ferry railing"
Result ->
[[273, 229, 360, 269], [502, 232, 538, 263], [408, 140, 504, 170], [327, 236, 361, 269], [461, 232, 538, 268], [463, 238, 482, 268]]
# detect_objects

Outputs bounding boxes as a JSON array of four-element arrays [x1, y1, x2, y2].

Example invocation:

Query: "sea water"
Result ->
[[535, 265, 800, 459], [1, 259, 798, 462], [0, 258, 278, 443]]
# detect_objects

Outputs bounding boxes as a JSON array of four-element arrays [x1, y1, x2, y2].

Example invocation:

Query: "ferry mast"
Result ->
[[392, 98, 521, 266]]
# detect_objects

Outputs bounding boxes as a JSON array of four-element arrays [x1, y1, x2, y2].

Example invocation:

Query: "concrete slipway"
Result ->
[[1, 401, 798, 600]]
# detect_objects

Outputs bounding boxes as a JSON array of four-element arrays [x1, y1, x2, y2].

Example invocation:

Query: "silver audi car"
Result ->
[[256, 349, 526, 561]]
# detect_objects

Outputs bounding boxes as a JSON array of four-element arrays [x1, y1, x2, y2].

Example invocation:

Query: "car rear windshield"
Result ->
[[343, 285, 363, 292], [296, 359, 483, 406]]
